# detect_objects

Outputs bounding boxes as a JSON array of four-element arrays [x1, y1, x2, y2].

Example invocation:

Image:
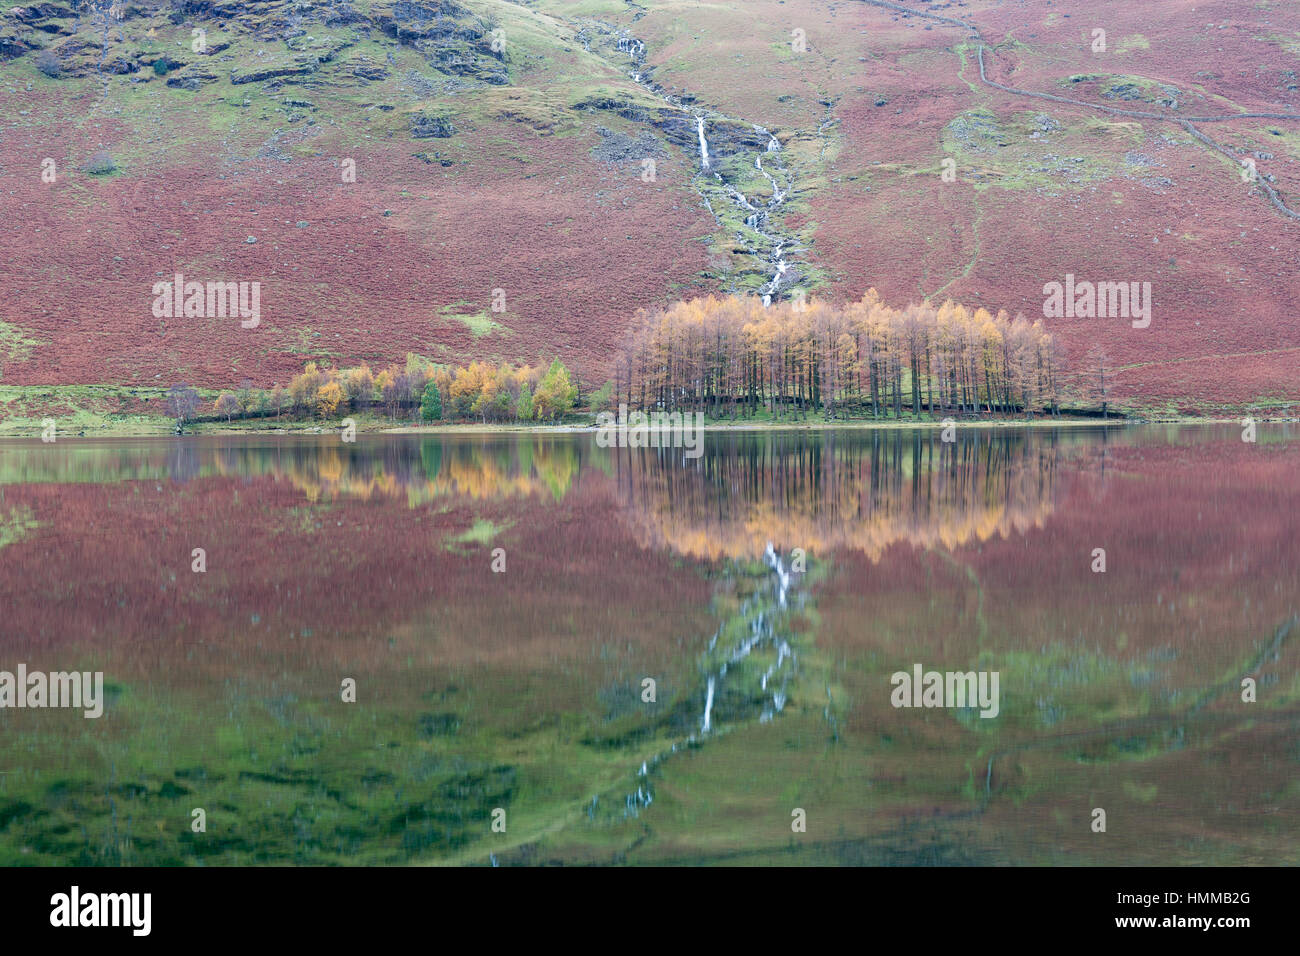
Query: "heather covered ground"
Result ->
[[2, 0, 1298, 415]]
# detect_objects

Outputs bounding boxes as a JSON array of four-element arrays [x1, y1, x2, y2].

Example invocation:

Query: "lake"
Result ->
[[0, 424, 1296, 865]]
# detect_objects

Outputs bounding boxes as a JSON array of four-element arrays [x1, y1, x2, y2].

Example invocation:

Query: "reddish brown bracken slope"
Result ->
[[1, 0, 1298, 410]]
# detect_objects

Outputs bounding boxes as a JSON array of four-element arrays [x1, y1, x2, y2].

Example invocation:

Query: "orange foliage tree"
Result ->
[[614, 293, 1062, 420]]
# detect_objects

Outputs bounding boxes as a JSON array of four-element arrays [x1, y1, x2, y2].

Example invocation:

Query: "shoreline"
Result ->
[[0, 416, 1290, 440]]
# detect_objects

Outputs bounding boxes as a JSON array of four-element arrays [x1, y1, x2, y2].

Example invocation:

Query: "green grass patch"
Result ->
[[0, 321, 47, 365], [446, 517, 512, 551], [941, 107, 1141, 193], [0, 505, 40, 548], [440, 305, 504, 338]]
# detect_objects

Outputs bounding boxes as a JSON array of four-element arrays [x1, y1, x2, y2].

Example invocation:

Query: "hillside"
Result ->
[[2, 0, 1299, 422]]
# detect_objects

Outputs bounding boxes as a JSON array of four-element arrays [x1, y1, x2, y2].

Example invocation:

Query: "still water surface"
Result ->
[[0, 425, 1295, 864]]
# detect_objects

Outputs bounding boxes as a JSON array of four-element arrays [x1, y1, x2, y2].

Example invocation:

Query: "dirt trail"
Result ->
[[858, 0, 1300, 221]]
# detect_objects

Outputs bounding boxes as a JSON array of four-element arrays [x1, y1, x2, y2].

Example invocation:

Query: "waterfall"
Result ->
[[694, 544, 794, 735], [701, 675, 716, 733], [612, 27, 798, 309], [764, 542, 790, 607]]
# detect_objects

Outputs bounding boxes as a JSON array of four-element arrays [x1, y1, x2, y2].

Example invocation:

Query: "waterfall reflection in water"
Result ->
[[2, 425, 1294, 864]]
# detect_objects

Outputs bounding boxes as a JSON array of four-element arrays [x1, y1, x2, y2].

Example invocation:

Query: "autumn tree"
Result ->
[[165, 384, 200, 424], [533, 359, 576, 422], [1082, 346, 1112, 419], [290, 362, 324, 414], [344, 365, 374, 407], [215, 391, 239, 422], [613, 293, 1061, 421], [317, 380, 345, 418]]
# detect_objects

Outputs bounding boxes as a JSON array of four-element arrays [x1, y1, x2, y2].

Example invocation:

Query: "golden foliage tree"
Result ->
[[615, 293, 1062, 420]]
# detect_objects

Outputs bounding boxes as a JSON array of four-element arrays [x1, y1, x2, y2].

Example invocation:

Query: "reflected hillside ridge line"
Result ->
[[980, 615, 1299, 808], [1184, 614, 1295, 717]]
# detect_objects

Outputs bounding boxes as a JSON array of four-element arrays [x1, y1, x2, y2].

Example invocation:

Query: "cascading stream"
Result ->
[[604, 24, 803, 302], [696, 115, 711, 170]]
